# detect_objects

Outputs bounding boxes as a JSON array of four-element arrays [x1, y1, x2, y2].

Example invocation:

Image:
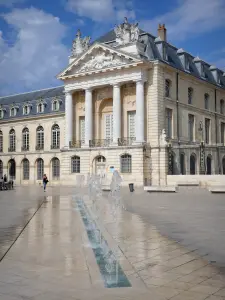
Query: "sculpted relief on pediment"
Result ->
[[70, 49, 134, 75]]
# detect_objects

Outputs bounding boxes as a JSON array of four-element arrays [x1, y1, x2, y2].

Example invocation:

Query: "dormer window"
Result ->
[[52, 99, 59, 111], [37, 103, 44, 113], [185, 58, 190, 71], [23, 105, 29, 115], [10, 107, 16, 117], [0, 110, 4, 119], [201, 65, 205, 78]]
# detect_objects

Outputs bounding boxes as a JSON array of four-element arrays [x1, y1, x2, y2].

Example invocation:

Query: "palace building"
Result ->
[[0, 18, 225, 187]]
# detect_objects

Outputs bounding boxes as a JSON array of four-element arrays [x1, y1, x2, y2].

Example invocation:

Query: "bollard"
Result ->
[[129, 183, 134, 192]]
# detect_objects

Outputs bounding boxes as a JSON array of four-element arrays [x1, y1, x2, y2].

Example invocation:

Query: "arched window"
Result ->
[[8, 159, 16, 180], [165, 79, 171, 98], [204, 93, 209, 110], [9, 129, 16, 152], [51, 124, 60, 149], [22, 127, 29, 151], [0, 130, 3, 152], [36, 158, 44, 180], [36, 126, 44, 150], [71, 156, 80, 173], [120, 154, 132, 173], [97, 156, 106, 162], [37, 103, 44, 113], [0, 160, 3, 178], [190, 154, 196, 175], [220, 99, 224, 115], [22, 159, 30, 180], [188, 87, 193, 104], [23, 105, 30, 115], [52, 158, 60, 179], [52, 100, 59, 111], [180, 153, 186, 175]]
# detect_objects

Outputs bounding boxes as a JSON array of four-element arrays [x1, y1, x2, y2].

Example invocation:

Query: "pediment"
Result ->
[[57, 43, 142, 79]]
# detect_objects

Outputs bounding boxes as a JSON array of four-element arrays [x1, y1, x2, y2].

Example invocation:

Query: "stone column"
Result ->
[[65, 91, 73, 148], [135, 80, 145, 143], [113, 83, 121, 144], [84, 88, 93, 146]]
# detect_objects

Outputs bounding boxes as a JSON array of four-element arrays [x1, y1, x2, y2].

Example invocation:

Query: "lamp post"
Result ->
[[198, 121, 205, 174]]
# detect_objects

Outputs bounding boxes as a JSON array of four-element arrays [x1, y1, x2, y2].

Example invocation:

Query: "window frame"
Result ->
[[9, 129, 16, 151], [188, 87, 193, 105], [52, 157, 60, 179], [36, 158, 44, 180], [22, 158, 30, 180], [36, 126, 44, 150], [0, 131, 3, 152], [165, 79, 171, 98], [71, 156, 80, 173], [120, 154, 132, 173], [51, 124, 60, 149], [204, 93, 209, 110]]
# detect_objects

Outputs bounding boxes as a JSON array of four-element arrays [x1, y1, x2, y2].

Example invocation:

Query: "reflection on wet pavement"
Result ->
[[0, 187, 225, 300]]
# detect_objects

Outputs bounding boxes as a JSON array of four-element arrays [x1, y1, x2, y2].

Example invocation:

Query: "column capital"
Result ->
[[135, 79, 145, 84], [112, 82, 121, 88], [85, 87, 93, 92], [64, 90, 73, 96]]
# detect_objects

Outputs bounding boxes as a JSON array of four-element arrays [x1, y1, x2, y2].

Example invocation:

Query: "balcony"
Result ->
[[89, 139, 112, 148], [118, 137, 136, 146], [69, 140, 82, 148], [51, 144, 60, 150], [35, 145, 44, 150], [8, 147, 16, 152], [21, 146, 29, 151]]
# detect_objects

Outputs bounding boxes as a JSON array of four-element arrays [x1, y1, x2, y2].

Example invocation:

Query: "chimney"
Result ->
[[158, 24, 167, 42]]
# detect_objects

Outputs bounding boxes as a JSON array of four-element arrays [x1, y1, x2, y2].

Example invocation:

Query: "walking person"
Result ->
[[42, 174, 48, 192]]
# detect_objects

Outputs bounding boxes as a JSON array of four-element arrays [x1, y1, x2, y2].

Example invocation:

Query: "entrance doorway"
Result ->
[[206, 155, 212, 175], [8, 159, 16, 180], [94, 156, 106, 182], [190, 154, 196, 175]]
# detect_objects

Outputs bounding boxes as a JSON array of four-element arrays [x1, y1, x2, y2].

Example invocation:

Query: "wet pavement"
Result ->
[[0, 186, 225, 300]]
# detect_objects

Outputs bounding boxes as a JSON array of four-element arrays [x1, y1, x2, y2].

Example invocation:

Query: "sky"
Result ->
[[0, 0, 224, 96]]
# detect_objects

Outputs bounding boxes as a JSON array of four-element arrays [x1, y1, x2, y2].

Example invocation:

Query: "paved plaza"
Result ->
[[0, 186, 225, 300]]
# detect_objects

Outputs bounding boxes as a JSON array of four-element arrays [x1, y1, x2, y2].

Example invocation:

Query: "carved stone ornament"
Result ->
[[114, 17, 140, 46], [77, 50, 130, 73], [71, 29, 91, 57], [160, 129, 167, 146]]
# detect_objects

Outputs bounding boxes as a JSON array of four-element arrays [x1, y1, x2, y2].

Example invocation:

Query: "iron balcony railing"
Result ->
[[8, 147, 16, 152], [35, 145, 44, 150], [89, 139, 112, 148], [21, 146, 29, 151], [51, 144, 60, 149], [118, 137, 136, 146], [69, 140, 82, 148]]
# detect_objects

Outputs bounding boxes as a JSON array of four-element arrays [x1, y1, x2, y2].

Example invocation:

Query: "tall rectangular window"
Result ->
[[104, 114, 113, 141], [79, 117, 85, 145], [221, 122, 225, 144], [188, 114, 195, 142], [205, 118, 210, 144], [127, 111, 136, 139], [166, 108, 173, 139]]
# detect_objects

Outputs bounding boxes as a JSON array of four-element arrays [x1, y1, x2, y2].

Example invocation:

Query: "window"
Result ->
[[22, 127, 29, 151], [36, 126, 44, 150], [204, 93, 209, 109], [0, 160, 3, 178], [51, 124, 60, 149], [221, 122, 225, 144], [52, 100, 59, 111], [220, 99, 224, 114], [127, 111, 136, 139], [52, 157, 60, 179], [71, 156, 80, 173], [22, 159, 30, 180], [36, 158, 44, 180], [188, 114, 194, 142], [9, 129, 16, 152], [120, 154, 132, 173], [188, 87, 193, 104], [79, 117, 85, 145], [10, 107, 16, 117], [165, 79, 171, 98], [104, 114, 113, 142], [166, 108, 173, 139], [0, 130, 3, 152], [37, 103, 44, 113], [205, 118, 210, 144], [23, 105, 30, 115]]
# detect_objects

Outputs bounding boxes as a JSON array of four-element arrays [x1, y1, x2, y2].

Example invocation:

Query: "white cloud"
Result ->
[[0, 7, 69, 96], [140, 0, 225, 41], [66, 0, 135, 23], [0, 0, 25, 7]]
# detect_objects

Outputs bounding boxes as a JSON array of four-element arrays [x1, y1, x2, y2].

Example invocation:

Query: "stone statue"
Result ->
[[160, 129, 167, 146], [71, 29, 91, 57], [114, 17, 140, 45]]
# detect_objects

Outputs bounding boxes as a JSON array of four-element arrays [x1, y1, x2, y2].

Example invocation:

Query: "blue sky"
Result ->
[[0, 0, 224, 96]]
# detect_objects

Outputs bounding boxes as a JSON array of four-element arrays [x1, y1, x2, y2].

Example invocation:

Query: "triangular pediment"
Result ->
[[57, 43, 142, 79]]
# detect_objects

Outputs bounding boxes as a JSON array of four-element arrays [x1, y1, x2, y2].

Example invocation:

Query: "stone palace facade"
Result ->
[[0, 19, 225, 187]]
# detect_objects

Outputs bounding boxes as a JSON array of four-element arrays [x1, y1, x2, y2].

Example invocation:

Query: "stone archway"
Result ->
[[8, 159, 16, 180]]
